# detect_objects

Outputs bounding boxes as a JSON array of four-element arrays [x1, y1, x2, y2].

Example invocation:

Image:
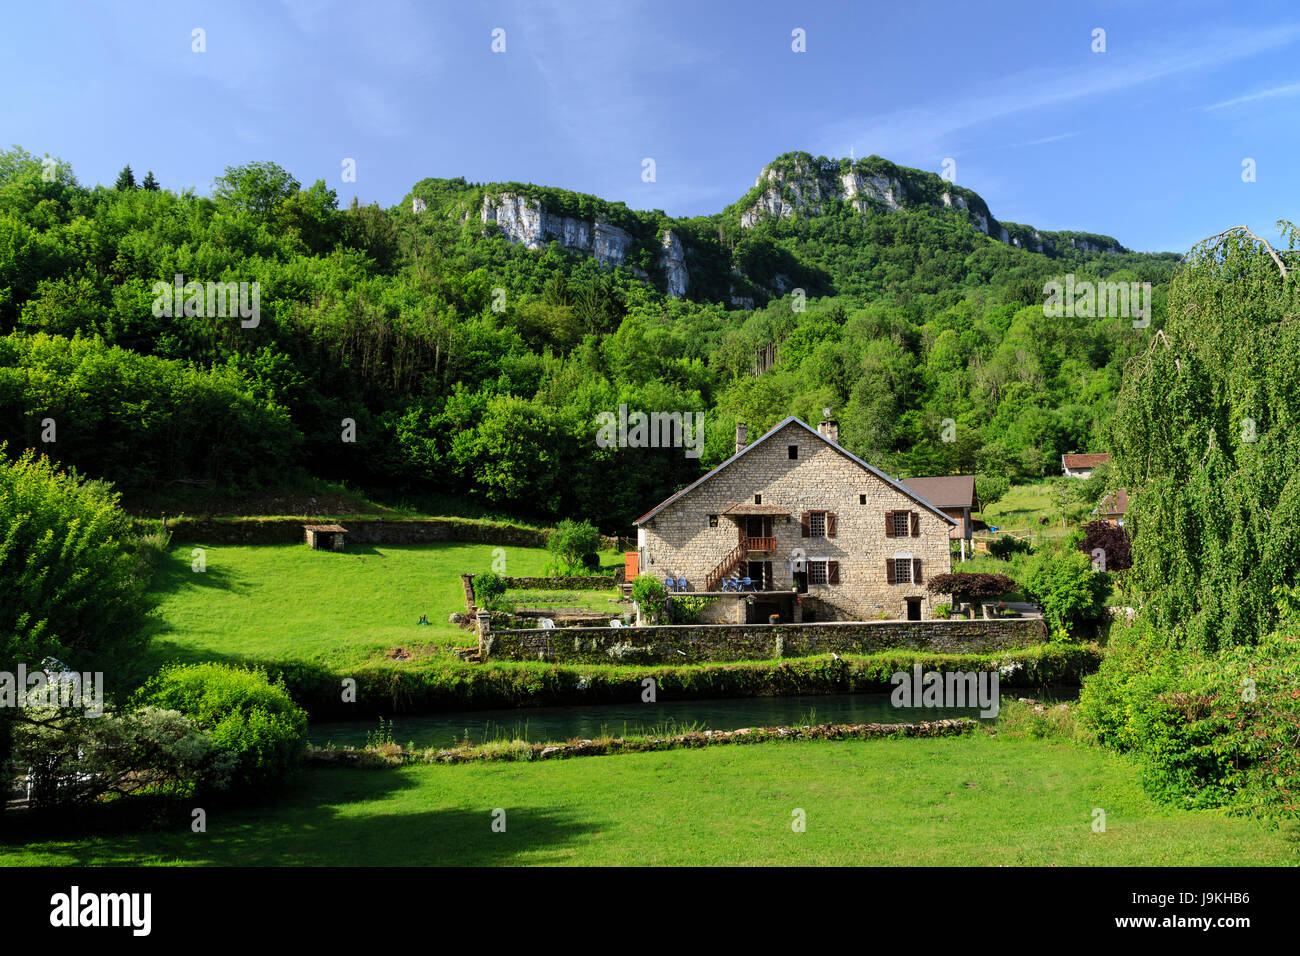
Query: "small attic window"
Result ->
[[859, 494, 867, 505], [788, 444, 798, 459], [754, 494, 762, 505]]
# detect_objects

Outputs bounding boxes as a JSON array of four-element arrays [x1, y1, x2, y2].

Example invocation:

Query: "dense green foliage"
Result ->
[[1021, 549, 1108, 637], [138, 663, 307, 793], [546, 518, 601, 572], [1111, 223, 1300, 651], [0, 447, 151, 669], [0, 145, 1176, 527]]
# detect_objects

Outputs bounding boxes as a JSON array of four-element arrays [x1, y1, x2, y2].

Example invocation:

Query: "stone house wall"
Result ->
[[639, 421, 953, 620]]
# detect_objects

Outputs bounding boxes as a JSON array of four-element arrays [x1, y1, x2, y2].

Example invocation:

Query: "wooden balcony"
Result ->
[[746, 536, 776, 552]]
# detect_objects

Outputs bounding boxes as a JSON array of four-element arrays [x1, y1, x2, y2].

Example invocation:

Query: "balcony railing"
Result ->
[[746, 536, 776, 552]]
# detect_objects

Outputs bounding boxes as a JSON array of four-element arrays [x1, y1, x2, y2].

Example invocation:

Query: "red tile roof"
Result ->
[[1062, 453, 1111, 469]]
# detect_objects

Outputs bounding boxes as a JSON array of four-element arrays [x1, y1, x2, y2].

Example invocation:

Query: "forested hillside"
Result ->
[[0, 145, 1178, 529]]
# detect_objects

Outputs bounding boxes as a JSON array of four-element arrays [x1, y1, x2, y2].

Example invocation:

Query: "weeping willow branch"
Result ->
[[1195, 225, 1288, 280]]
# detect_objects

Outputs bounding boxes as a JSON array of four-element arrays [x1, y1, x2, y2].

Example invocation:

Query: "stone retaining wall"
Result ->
[[482, 617, 1048, 664], [170, 516, 550, 548]]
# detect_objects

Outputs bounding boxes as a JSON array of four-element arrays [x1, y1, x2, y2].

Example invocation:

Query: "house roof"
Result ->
[[633, 416, 956, 526], [1062, 453, 1111, 469], [898, 475, 976, 510], [1096, 488, 1129, 516], [303, 524, 348, 533]]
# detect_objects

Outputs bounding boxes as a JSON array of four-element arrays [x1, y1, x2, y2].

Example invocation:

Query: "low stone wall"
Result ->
[[482, 617, 1049, 664], [170, 516, 550, 548], [503, 575, 618, 589]]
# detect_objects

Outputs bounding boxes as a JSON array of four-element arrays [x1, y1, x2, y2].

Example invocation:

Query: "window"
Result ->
[[809, 512, 826, 537], [754, 494, 762, 505], [809, 560, 828, 585], [891, 511, 910, 537], [859, 494, 867, 505], [788, 444, 798, 459], [893, 557, 912, 583], [708, 514, 718, 528]]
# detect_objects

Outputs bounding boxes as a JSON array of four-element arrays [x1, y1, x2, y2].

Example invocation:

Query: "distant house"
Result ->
[[1094, 488, 1128, 527], [899, 475, 976, 560], [1062, 453, 1111, 479], [632, 416, 955, 623]]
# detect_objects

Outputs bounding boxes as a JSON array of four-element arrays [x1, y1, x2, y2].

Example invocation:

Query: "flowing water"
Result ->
[[309, 687, 1078, 749]]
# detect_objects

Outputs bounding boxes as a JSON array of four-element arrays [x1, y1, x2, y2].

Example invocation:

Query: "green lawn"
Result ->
[[4, 736, 1293, 866], [141, 542, 621, 671]]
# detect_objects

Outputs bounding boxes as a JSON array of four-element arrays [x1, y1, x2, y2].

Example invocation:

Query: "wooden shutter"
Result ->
[[827, 513, 837, 538], [886, 558, 896, 584], [913, 558, 923, 585], [885, 511, 895, 537], [801, 512, 810, 538], [828, 560, 840, 584], [910, 511, 920, 537]]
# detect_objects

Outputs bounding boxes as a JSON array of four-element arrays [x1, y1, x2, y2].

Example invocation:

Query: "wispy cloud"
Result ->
[[817, 22, 1300, 161], [1201, 81, 1300, 111], [1006, 131, 1080, 148]]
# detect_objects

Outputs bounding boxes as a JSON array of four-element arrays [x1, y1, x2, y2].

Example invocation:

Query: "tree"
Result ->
[[1077, 520, 1132, 571], [1110, 223, 1300, 650], [1022, 549, 1107, 637], [211, 160, 300, 217], [140, 170, 160, 191], [975, 473, 1010, 511], [0, 448, 154, 802], [927, 572, 1015, 615], [113, 164, 136, 190], [547, 518, 602, 572]]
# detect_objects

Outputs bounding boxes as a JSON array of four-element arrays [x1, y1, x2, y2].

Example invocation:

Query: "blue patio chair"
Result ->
[[677, 578, 690, 592], [740, 576, 754, 590], [663, 576, 676, 591]]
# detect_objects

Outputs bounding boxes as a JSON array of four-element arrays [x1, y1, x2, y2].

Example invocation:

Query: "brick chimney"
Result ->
[[817, 418, 839, 443], [735, 422, 748, 454]]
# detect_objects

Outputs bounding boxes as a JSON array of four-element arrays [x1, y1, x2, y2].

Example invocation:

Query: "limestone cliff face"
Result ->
[[658, 229, 689, 297], [481, 193, 691, 297], [481, 193, 634, 268], [736, 156, 1125, 256]]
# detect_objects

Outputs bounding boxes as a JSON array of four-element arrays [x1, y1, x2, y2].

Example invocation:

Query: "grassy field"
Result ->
[[5, 736, 1294, 866], [140, 542, 623, 671]]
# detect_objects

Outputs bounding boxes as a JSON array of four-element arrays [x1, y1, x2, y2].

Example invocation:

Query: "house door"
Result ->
[[747, 561, 767, 588], [906, 598, 922, 621], [793, 570, 807, 594]]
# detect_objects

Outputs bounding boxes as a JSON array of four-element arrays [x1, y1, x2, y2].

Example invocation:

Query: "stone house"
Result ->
[[632, 417, 955, 623], [1093, 487, 1128, 527]]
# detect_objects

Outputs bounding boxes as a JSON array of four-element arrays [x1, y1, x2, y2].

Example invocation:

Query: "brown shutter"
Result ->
[[886, 558, 896, 584], [828, 560, 839, 584], [827, 513, 837, 538], [910, 511, 920, 537], [801, 512, 810, 538], [885, 511, 894, 537], [913, 558, 923, 585]]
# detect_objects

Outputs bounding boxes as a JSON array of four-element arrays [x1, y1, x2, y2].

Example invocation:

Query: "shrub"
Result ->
[[927, 572, 1016, 615], [547, 519, 602, 572], [987, 535, 1031, 560], [138, 664, 307, 793], [473, 570, 507, 605], [631, 574, 668, 623], [1076, 520, 1132, 571], [1022, 549, 1108, 638], [668, 595, 717, 624]]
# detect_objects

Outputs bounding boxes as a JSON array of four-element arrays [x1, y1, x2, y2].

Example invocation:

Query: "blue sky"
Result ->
[[2, 0, 1296, 253]]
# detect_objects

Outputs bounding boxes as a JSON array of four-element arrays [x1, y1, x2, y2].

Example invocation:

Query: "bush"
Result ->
[[547, 519, 602, 572], [137, 664, 307, 793], [668, 595, 717, 624], [927, 572, 1015, 615], [1076, 520, 1132, 571], [1079, 626, 1300, 819], [1021, 549, 1107, 638], [631, 574, 668, 623], [987, 535, 1031, 560], [473, 570, 507, 605], [580, 551, 601, 571]]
